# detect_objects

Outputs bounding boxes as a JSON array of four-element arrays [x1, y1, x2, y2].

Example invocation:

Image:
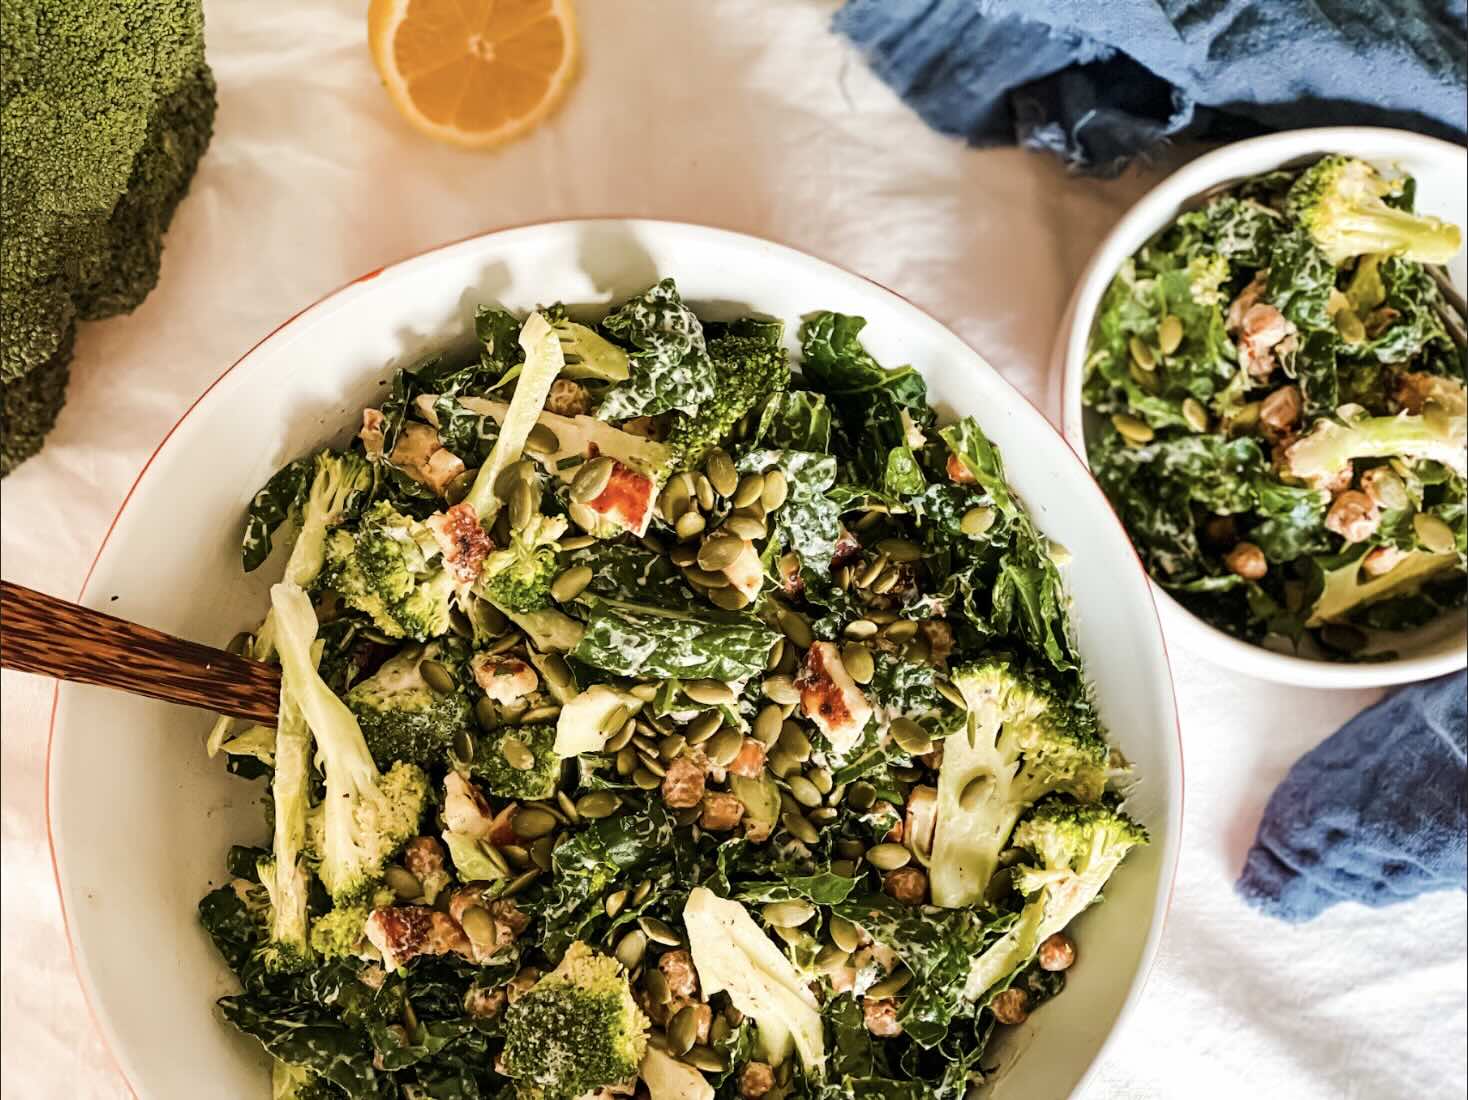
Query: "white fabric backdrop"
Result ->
[[2, 1, 1463, 1096]]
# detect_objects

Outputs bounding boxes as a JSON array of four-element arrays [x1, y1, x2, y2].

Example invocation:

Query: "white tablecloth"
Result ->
[[3, 2, 1463, 1096]]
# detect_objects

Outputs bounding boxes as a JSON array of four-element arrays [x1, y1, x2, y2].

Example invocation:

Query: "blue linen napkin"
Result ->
[[1236, 672, 1467, 922], [833, 0, 1468, 175]]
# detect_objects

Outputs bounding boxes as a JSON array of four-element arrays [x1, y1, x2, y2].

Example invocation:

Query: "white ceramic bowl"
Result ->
[[1058, 128, 1468, 688], [50, 220, 1181, 1099]]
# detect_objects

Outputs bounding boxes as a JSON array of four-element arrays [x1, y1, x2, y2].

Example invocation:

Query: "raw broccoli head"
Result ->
[[345, 644, 473, 768], [0, 324, 71, 475], [307, 896, 387, 960], [468, 723, 561, 800], [926, 658, 1111, 908], [322, 501, 456, 641], [501, 941, 650, 1100], [305, 760, 431, 906], [965, 797, 1147, 1003], [1286, 156, 1463, 266], [665, 333, 791, 470], [481, 513, 567, 613], [1283, 407, 1468, 486], [255, 855, 311, 975], [285, 451, 374, 587]]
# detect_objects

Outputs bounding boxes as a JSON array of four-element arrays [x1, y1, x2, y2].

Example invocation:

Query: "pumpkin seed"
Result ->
[[732, 473, 766, 509], [460, 906, 495, 947], [659, 478, 691, 523], [781, 810, 819, 845], [777, 608, 813, 649], [884, 619, 920, 643], [960, 771, 996, 810], [705, 728, 744, 767], [807, 767, 833, 795], [528, 800, 571, 826], [1414, 512, 1456, 553], [1128, 335, 1157, 371], [762, 674, 801, 705], [679, 682, 730, 710], [761, 469, 789, 511], [695, 535, 742, 572], [575, 790, 622, 820], [632, 879, 654, 906], [560, 534, 595, 551], [658, 734, 687, 760], [843, 618, 879, 640], [787, 774, 822, 807], [605, 722, 636, 752], [866, 843, 912, 870], [488, 631, 524, 656], [724, 514, 766, 540], [683, 566, 730, 589], [443, 467, 477, 506], [503, 869, 539, 897], [855, 555, 888, 589], [605, 889, 630, 919], [710, 1013, 731, 1046], [509, 480, 537, 529], [639, 915, 682, 946], [568, 501, 599, 533], [1111, 413, 1154, 445], [689, 473, 713, 512], [523, 421, 560, 455], [828, 915, 861, 953], [846, 782, 877, 811], [890, 717, 932, 756], [500, 736, 535, 771], [385, 865, 421, 900], [675, 511, 706, 541], [531, 835, 555, 872], [706, 449, 739, 497], [872, 566, 902, 594], [494, 461, 531, 499], [961, 506, 996, 537], [637, 752, 667, 778], [644, 967, 673, 1005], [570, 456, 616, 503], [761, 900, 815, 928], [420, 659, 455, 695], [548, 564, 592, 604], [867, 969, 912, 999], [841, 642, 874, 685], [522, 704, 561, 723], [775, 643, 798, 675], [555, 790, 580, 825], [1157, 314, 1184, 355], [709, 586, 750, 611], [935, 679, 967, 709], [686, 711, 723, 744], [615, 745, 638, 776], [511, 807, 558, 839], [754, 704, 784, 746], [633, 767, 661, 790], [614, 929, 648, 971], [776, 723, 812, 762], [451, 728, 476, 764], [682, 1045, 726, 1073], [876, 537, 922, 563], [474, 697, 499, 733], [1182, 398, 1210, 433], [485, 844, 512, 877]]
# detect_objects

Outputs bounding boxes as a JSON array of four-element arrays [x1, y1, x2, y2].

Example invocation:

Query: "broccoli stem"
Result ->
[[260, 692, 313, 968]]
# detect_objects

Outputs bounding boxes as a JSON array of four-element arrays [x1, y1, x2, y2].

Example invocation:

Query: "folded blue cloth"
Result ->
[[834, 0, 1468, 175], [1237, 672, 1467, 922]]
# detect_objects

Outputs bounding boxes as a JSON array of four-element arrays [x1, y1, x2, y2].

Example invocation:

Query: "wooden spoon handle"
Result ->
[[0, 580, 281, 724]]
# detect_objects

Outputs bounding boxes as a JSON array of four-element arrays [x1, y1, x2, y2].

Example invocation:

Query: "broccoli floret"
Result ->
[[469, 723, 561, 799], [1283, 408, 1467, 486], [272, 583, 430, 905], [665, 334, 791, 470], [283, 452, 375, 587], [1, 0, 215, 469], [307, 900, 380, 960], [344, 643, 473, 768], [501, 941, 650, 1100], [965, 797, 1147, 1003], [481, 513, 568, 613], [0, 325, 71, 475], [926, 658, 1110, 909], [1286, 156, 1463, 266], [322, 501, 456, 641], [256, 701, 314, 974]]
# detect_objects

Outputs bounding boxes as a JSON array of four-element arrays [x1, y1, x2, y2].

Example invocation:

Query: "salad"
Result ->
[[199, 279, 1145, 1099], [1084, 155, 1467, 658]]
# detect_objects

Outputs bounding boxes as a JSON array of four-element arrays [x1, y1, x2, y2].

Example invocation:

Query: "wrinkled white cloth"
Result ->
[[2, 1, 1463, 1097]]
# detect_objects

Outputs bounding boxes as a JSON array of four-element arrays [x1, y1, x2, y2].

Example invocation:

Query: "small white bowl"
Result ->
[[1058, 128, 1468, 688], [50, 221, 1182, 1099]]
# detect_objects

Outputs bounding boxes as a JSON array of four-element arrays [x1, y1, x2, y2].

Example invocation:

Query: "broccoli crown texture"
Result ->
[[323, 502, 455, 641], [501, 941, 649, 1100], [0, 323, 71, 475], [927, 658, 1110, 908], [286, 451, 374, 587], [345, 645, 473, 768], [469, 723, 561, 800], [666, 334, 791, 469], [481, 514, 566, 613], [1286, 155, 1463, 267], [308, 903, 374, 960], [0, 0, 215, 471]]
